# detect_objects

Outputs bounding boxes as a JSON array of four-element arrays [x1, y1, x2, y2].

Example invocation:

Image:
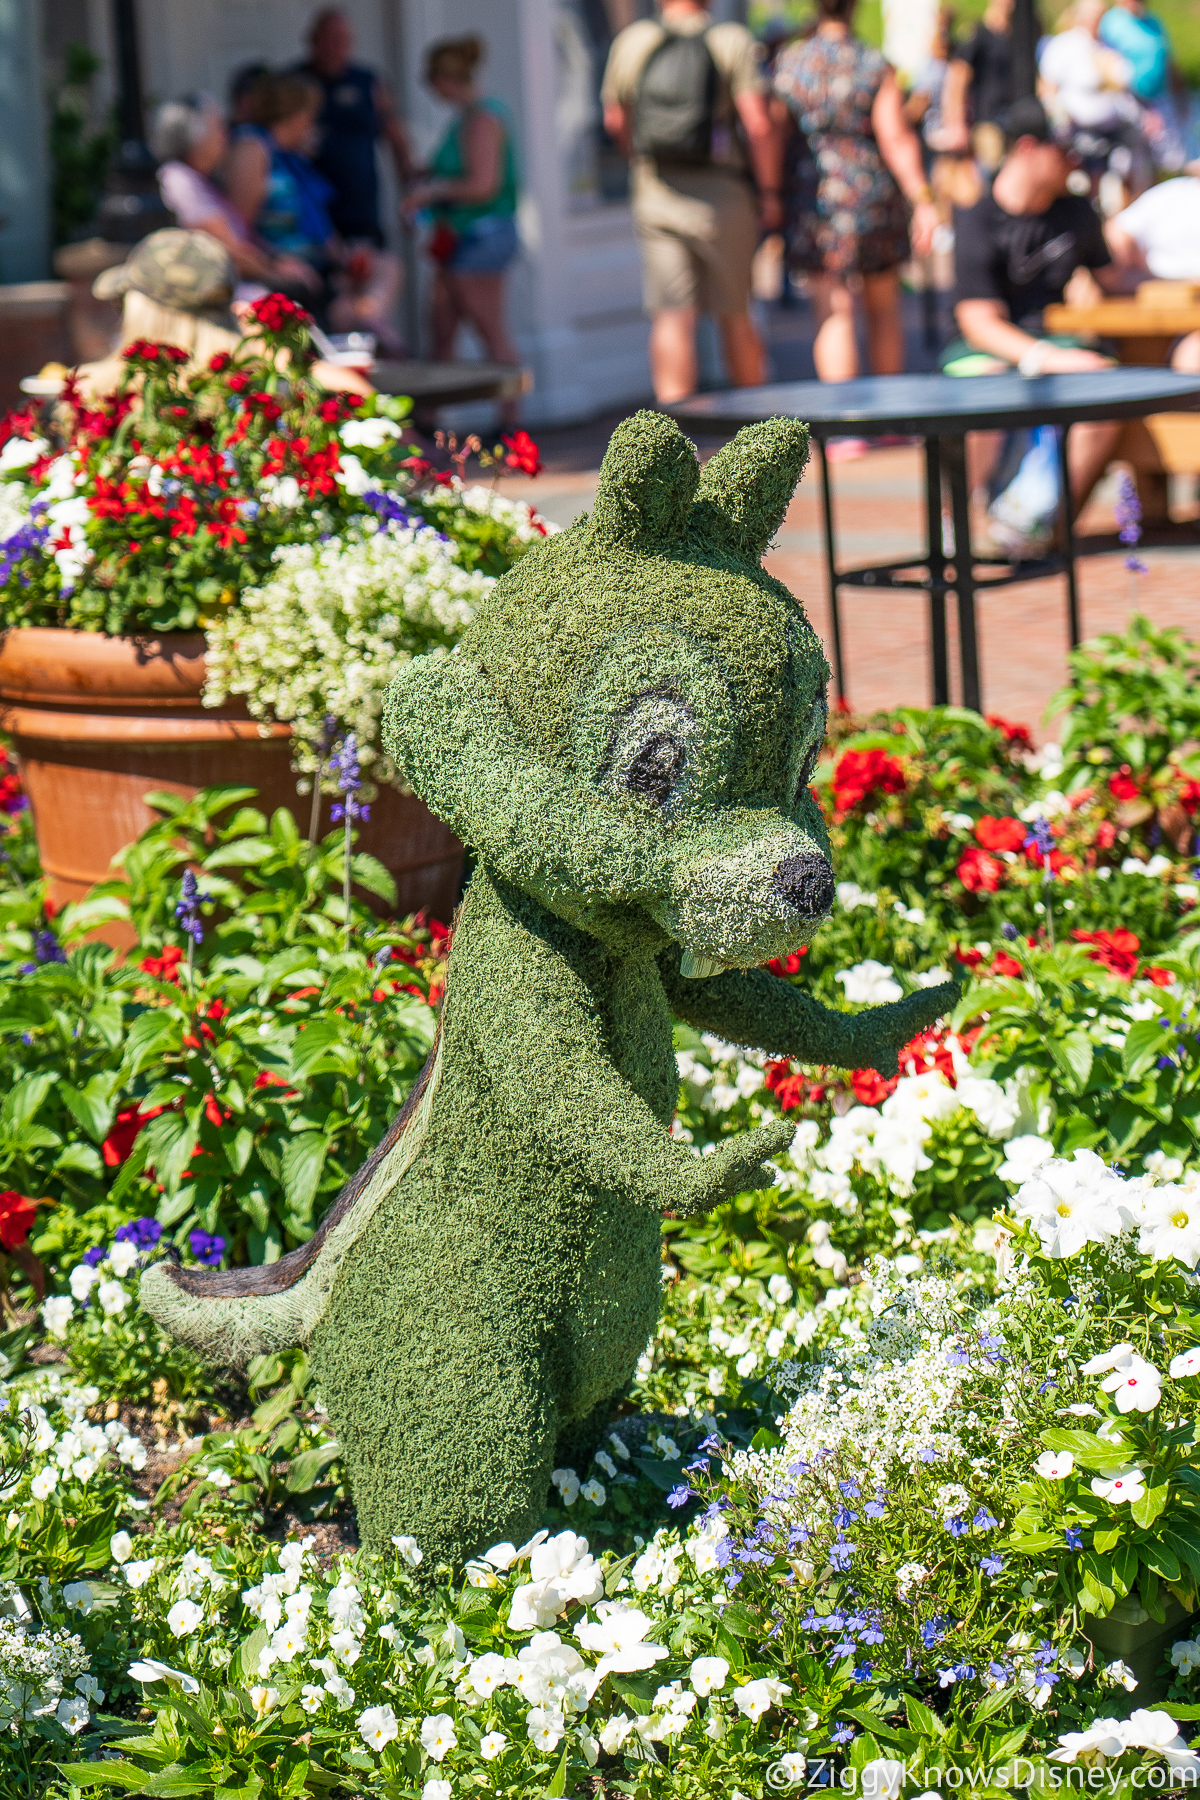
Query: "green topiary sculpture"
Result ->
[[141, 412, 957, 1567]]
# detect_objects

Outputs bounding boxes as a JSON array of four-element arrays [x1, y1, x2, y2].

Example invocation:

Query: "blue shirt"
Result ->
[[1098, 7, 1170, 100], [301, 61, 383, 243]]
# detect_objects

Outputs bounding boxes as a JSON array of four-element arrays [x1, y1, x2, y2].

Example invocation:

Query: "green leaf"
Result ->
[[1039, 1427, 1132, 1473], [280, 1132, 327, 1226], [288, 1019, 347, 1080], [348, 853, 397, 905], [124, 1009, 178, 1077], [1049, 1030, 1093, 1094], [905, 1695, 944, 1739], [233, 1627, 268, 1687], [55, 1141, 104, 1177], [1130, 1478, 1171, 1529], [544, 1746, 569, 1797], [1124, 1019, 1169, 1080], [284, 1443, 340, 1494], [60, 1072, 118, 1143], [2, 1070, 58, 1129], [1139, 1538, 1181, 1581], [54, 1765, 148, 1790]]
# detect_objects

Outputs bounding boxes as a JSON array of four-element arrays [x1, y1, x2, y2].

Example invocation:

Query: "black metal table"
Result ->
[[671, 368, 1200, 711]]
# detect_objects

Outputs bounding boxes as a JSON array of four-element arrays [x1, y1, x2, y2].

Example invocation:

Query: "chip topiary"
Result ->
[[142, 412, 957, 1568]]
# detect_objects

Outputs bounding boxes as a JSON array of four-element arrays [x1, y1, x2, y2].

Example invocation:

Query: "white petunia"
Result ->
[[0, 436, 48, 470], [836, 960, 902, 1005], [420, 1712, 457, 1761], [997, 1136, 1056, 1185], [1139, 1186, 1200, 1268], [358, 1703, 398, 1750]]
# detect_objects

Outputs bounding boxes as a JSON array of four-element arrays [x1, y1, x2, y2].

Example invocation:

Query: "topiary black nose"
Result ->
[[771, 853, 834, 918]]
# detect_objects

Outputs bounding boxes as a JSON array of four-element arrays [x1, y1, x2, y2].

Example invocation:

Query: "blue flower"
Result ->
[[833, 1507, 858, 1530], [1064, 1526, 1083, 1550], [828, 1539, 856, 1571], [1114, 470, 1142, 545], [1038, 1379, 1058, 1394], [175, 869, 212, 946], [838, 1479, 861, 1497], [188, 1229, 225, 1268], [946, 1515, 969, 1538], [852, 1661, 874, 1682], [917, 1444, 939, 1463], [115, 1217, 163, 1250], [699, 1433, 723, 1454], [832, 1637, 857, 1658], [860, 1624, 885, 1645], [920, 1617, 946, 1648], [865, 1500, 887, 1520], [980, 1553, 1005, 1576], [34, 930, 66, 964], [666, 1484, 691, 1509], [329, 733, 370, 823], [82, 1246, 106, 1268], [953, 1662, 975, 1681], [830, 1723, 855, 1745], [973, 1507, 999, 1531]]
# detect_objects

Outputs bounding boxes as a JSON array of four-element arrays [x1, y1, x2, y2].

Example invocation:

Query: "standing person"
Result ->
[[940, 0, 1017, 171], [601, 0, 784, 405], [296, 7, 416, 246], [773, 0, 938, 422], [1100, 0, 1186, 171], [400, 37, 522, 390], [226, 74, 337, 287]]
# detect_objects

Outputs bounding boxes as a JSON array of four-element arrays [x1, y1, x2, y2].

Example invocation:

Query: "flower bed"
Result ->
[[0, 618, 1198, 1794]]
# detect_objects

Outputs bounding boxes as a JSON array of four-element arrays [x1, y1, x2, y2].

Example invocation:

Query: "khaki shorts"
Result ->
[[633, 174, 759, 316]]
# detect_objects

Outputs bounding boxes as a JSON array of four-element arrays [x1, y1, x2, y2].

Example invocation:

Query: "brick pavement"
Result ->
[[501, 436, 1200, 744]]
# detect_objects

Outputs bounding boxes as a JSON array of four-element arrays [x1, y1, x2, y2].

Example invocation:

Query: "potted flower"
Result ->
[[0, 296, 546, 921]]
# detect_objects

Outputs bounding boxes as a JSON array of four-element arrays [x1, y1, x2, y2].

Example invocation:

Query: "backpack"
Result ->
[[631, 29, 719, 166]]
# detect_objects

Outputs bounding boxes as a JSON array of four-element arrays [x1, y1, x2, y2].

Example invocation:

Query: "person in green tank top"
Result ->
[[402, 36, 521, 399]]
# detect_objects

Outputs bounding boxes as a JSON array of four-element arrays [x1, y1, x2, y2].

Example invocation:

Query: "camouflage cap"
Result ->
[[92, 228, 236, 313]]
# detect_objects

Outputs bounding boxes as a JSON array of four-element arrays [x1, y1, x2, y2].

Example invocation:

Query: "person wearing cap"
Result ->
[[79, 229, 370, 400], [947, 96, 1128, 532]]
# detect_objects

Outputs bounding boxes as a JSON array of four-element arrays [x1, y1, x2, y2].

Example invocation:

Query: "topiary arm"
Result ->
[[467, 894, 794, 1217], [658, 951, 959, 1077]]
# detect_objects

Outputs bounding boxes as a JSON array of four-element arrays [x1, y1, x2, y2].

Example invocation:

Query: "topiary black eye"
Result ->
[[622, 732, 685, 806]]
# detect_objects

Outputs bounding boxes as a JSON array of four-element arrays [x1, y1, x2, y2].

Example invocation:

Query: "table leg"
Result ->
[[940, 433, 981, 713], [1057, 423, 1080, 650], [816, 438, 847, 702], [924, 435, 948, 706]]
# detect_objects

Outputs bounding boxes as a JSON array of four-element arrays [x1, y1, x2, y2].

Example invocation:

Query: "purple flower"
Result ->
[[0, 516, 50, 587], [917, 1444, 939, 1463], [1038, 1379, 1058, 1394], [115, 1217, 163, 1250], [373, 945, 393, 970], [329, 732, 370, 824], [666, 1484, 691, 1509], [920, 1617, 947, 1648], [946, 1515, 969, 1538], [362, 488, 415, 531], [1125, 555, 1148, 575], [82, 1246, 106, 1268], [175, 869, 211, 946], [980, 1553, 1005, 1576], [1024, 816, 1055, 859], [1114, 471, 1142, 545], [1001, 921, 1019, 941], [828, 1538, 856, 1571], [699, 1433, 723, 1454], [852, 1661, 874, 1682], [1064, 1526, 1083, 1549], [188, 1229, 225, 1267], [830, 1722, 855, 1745], [865, 1500, 887, 1520], [838, 1479, 861, 1497], [34, 930, 66, 964]]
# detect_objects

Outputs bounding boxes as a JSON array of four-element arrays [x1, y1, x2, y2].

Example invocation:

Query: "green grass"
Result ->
[[749, 0, 1200, 85]]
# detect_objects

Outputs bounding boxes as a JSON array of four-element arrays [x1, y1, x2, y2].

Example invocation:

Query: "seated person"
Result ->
[[150, 93, 321, 302], [1106, 175, 1200, 371], [226, 74, 338, 301], [948, 96, 1135, 541], [78, 230, 371, 401]]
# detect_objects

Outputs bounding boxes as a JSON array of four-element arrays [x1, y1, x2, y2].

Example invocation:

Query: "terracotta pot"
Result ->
[[0, 627, 463, 930]]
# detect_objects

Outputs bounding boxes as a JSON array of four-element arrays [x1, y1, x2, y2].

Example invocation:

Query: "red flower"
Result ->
[[1094, 820, 1117, 850], [1024, 842, 1072, 875], [139, 944, 184, 983], [1144, 966, 1175, 987], [1108, 765, 1141, 802], [0, 771, 24, 816], [764, 1059, 809, 1111], [204, 1093, 231, 1129], [957, 845, 1003, 892], [990, 951, 1023, 979], [831, 748, 906, 815], [974, 816, 1026, 854], [1180, 780, 1200, 816], [851, 1068, 897, 1106], [954, 945, 984, 969], [502, 430, 543, 477], [227, 371, 253, 395], [765, 947, 808, 976], [250, 292, 312, 333], [1072, 928, 1141, 980], [0, 1191, 38, 1251], [168, 494, 199, 539], [898, 1029, 959, 1086], [102, 1104, 165, 1168], [987, 715, 1034, 753], [122, 339, 189, 366], [253, 1070, 294, 1092], [208, 352, 231, 372]]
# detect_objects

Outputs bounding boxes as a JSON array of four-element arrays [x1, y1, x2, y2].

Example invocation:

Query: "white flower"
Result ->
[[690, 1655, 729, 1696], [600, 1713, 636, 1752], [480, 1730, 507, 1759], [997, 1136, 1056, 1185], [128, 1658, 199, 1693], [390, 1534, 423, 1566], [526, 1704, 565, 1752], [836, 960, 902, 1005], [1090, 1467, 1147, 1504], [580, 1478, 605, 1506], [166, 1598, 204, 1637], [508, 1531, 604, 1629], [768, 1274, 794, 1304], [1107, 1659, 1139, 1691], [55, 1695, 89, 1734], [551, 1467, 581, 1506], [1011, 1155, 1127, 1256], [358, 1703, 398, 1750], [467, 1652, 509, 1699], [300, 1684, 323, 1713], [1171, 1348, 1200, 1378], [1048, 1718, 1128, 1763], [859, 1759, 907, 1800], [0, 436, 47, 470], [123, 1558, 156, 1589], [249, 1686, 279, 1718], [420, 1712, 457, 1761], [608, 1434, 630, 1461], [1033, 1451, 1074, 1479], [271, 1618, 307, 1662], [334, 452, 373, 495], [576, 1604, 668, 1679], [340, 416, 402, 449], [1139, 1186, 1200, 1268], [1083, 1343, 1163, 1413], [107, 1240, 140, 1279], [68, 1264, 99, 1303], [30, 1467, 57, 1501], [424, 1783, 452, 1800], [96, 1279, 129, 1316], [594, 1450, 617, 1477], [731, 1676, 792, 1723], [109, 1531, 133, 1564], [41, 1296, 74, 1338]]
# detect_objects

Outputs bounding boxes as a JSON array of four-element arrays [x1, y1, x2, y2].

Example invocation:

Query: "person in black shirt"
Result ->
[[296, 8, 415, 245], [951, 96, 1127, 518], [941, 0, 1017, 170]]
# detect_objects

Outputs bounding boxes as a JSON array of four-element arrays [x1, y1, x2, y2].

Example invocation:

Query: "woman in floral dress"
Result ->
[[775, 0, 939, 414]]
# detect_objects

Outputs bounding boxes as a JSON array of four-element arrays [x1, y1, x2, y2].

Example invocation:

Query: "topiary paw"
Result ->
[[850, 978, 962, 1077], [671, 1117, 796, 1217]]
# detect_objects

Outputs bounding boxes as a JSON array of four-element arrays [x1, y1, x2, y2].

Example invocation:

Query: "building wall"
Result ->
[[0, 0, 50, 283]]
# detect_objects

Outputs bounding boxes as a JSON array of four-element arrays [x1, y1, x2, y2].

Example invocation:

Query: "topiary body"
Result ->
[[141, 413, 956, 1567]]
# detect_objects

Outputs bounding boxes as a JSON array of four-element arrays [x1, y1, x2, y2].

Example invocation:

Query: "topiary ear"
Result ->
[[589, 411, 700, 552], [691, 416, 810, 561]]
